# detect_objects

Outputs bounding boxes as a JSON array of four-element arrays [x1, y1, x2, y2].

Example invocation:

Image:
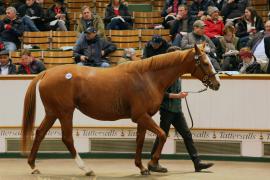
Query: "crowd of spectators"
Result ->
[[0, 0, 270, 75]]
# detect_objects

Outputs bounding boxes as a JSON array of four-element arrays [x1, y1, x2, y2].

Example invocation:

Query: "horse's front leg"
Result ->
[[136, 114, 167, 175], [135, 124, 149, 175]]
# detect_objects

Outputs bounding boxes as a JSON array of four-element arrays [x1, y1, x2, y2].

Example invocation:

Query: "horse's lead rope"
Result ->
[[183, 87, 208, 130]]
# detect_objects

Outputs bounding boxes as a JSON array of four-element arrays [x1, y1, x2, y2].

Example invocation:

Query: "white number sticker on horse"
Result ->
[[65, 73, 72, 79]]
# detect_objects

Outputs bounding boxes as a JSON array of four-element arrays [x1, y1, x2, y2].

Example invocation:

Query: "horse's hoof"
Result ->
[[85, 170, 95, 176], [31, 169, 41, 174], [141, 169, 151, 175]]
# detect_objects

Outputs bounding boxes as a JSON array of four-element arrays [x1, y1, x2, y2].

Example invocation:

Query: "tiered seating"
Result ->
[[66, 0, 94, 13], [95, 0, 109, 17], [68, 12, 81, 31], [43, 50, 74, 68], [107, 30, 140, 49], [109, 49, 142, 65], [22, 31, 78, 50], [152, 0, 164, 11], [22, 31, 51, 50], [51, 31, 78, 49], [251, 0, 269, 22], [133, 11, 163, 29]]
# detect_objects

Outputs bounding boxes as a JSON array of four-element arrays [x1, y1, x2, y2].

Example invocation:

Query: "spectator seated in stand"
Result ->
[[181, 20, 221, 71], [217, 25, 241, 71], [18, 0, 48, 31], [189, 0, 215, 25], [117, 48, 140, 65], [46, 0, 69, 31], [236, 6, 264, 48], [17, 49, 46, 74], [0, 50, 16, 75], [238, 47, 262, 74], [73, 27, 117, 67], [0, 6, 24, 51], [247, 20, 270, 73], [203, 6, 224, 47], [104, 0, 132, 30], [220, 0, 249, 24], [143, 34, 170, 59], [76, 5, 105, 39], [161, 0, 186, 29], [170, 4, 193, 46]]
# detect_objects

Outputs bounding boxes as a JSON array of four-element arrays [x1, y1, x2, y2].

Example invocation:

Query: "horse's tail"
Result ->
[[21, 72, 46, 154]]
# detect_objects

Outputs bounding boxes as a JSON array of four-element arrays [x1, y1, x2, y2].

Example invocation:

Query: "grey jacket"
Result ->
[[73, 34, 117, 66]]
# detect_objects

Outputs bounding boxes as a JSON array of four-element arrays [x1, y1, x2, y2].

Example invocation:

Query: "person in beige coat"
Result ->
[[76, 5, 105, 39]]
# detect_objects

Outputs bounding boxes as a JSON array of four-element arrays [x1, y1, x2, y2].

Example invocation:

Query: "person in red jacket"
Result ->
[[204, 6, 224, 47]]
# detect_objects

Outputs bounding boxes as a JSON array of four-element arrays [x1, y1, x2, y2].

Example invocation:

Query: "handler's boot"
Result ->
[[148, 162, 168, 173], [194, 159, 214, 172]]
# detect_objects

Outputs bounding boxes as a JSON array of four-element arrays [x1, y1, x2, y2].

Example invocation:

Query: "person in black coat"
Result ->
[[161, 0, 186, 28], [236, 7, 265, 47], [143, 35, 170, 59], [0, 6, 24, 51], [104, 0, 132, 30], [0, 50, 16, 75], [189, 0, 215, 25], [18, 0, 48, 31], [220, 0, 249, 22], [46, 0, 69, 31]]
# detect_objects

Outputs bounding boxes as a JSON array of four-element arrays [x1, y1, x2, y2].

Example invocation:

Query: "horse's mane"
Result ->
[[118, 49, 191, 73]]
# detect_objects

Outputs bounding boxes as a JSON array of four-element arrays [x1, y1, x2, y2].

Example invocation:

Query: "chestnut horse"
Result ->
[[21, 44, 220, 176]]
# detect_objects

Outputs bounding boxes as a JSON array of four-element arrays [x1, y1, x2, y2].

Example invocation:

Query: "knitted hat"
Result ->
[[207, 6, 219, 15]]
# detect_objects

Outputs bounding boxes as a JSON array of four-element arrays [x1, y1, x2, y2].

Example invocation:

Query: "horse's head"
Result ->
[[191, 44, 220, 90]]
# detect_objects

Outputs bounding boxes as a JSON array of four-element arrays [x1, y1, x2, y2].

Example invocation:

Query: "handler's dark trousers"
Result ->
[[151, 109, 199, 163]]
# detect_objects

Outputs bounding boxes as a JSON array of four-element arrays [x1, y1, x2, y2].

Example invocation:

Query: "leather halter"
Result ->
[[191, 53, 217, 88]]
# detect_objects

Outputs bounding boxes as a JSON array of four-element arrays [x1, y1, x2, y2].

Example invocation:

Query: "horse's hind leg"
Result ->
[[28, 114, 57, 174], [58, 113, 95, 176]]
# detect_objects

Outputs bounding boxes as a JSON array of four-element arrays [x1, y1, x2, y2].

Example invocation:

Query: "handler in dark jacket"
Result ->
[[73, 27, 117, 67], [143, 35, 170, 59]]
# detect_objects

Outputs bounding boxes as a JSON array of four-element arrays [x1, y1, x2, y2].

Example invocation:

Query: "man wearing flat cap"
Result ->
[[73, 27, 117, 67], [0, 50, 16, 75], [181, 20, 221, 71], [143, 35, 170, 59]]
